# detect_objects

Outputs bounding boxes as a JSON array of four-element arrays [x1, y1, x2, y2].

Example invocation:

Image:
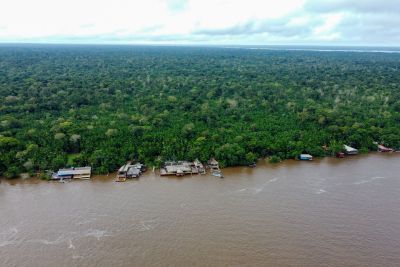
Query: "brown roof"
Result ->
[[208, 158, 218, 165]]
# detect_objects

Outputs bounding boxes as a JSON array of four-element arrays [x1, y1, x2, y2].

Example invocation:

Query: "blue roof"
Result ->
[[57, 170, 75, 176]]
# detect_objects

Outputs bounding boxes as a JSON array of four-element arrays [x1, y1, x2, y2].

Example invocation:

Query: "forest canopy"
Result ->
[[1, 45, 399, 178]]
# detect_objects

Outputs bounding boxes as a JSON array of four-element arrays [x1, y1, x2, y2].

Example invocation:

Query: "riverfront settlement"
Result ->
[[48, 144, 396, 182]]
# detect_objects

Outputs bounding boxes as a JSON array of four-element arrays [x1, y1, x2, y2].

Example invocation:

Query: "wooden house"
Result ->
[[117, 162, 145, 181], [160, 161, 198, 176], [208, 158, 220, 170]]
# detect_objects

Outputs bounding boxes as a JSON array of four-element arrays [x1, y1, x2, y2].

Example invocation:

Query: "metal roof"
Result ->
[[344, 145, 358, 152], [57, 167, 91, 176]]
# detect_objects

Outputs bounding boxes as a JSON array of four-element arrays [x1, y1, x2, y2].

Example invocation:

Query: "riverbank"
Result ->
[[1, 152, 398, 184]]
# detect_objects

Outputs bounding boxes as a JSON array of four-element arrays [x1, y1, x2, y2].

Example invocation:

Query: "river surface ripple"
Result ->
[[1, 153, 400, 267]]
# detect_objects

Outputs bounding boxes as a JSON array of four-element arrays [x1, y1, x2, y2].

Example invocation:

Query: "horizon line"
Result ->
[[0, 42, 400, 49]]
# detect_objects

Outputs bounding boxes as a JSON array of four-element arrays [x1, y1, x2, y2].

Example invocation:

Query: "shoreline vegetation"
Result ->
[[1, 45, 400, 179]]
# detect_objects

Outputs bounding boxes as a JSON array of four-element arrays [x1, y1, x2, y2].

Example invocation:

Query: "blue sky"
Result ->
[[0, 0, 399, 46]]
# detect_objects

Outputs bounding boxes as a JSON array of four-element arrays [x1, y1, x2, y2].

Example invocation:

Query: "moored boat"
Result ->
[[176, 169, 184, 177], [378, 144, 394, 153], [212, 171, 224, 178], [344, 145, 358, 155], [299, 154, 313, 161], [336, 152, 345, 158]]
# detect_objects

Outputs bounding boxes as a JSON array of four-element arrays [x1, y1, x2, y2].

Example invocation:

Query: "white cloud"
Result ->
[[0, 0, 304, 40], [0, 0, 171, 38], [313, 13, 343, 40], [0, 0, 398, 45]]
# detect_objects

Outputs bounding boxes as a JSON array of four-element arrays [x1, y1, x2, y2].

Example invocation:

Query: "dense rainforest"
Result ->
[[0, 45, 399, 178]]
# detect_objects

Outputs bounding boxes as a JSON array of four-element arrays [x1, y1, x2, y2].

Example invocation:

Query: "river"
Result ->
[[1, 153, 400, 267]]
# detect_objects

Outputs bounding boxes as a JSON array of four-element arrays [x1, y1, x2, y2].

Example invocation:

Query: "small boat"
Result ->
[[299, 154, 313, 161], [132, 163, 147, 173], [248, 162, 257, 168], [212, 171, 223, 178], [127, 167, 140, 178], [344, 145, 358, 155], [336, 152, 345, 158], [176, 169, 184, 177], [378, 144, 394, 153]]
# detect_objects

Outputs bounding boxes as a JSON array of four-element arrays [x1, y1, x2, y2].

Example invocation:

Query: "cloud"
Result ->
[[167, 0, 189, 12], [303, 0, 400, 45], [0, 0, 399, 45], [305, 0, 400, 14], [189, 0, 400, 45], [335, 14, 400, 44], [194, 16, 321, 38]]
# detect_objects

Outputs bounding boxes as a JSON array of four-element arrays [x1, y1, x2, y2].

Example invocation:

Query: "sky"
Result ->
[[0, 0, 399, 46]]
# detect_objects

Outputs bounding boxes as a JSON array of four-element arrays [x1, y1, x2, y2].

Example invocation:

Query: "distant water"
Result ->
[[1, 153, 400, 266], [223, 45, 400, 53], [2, 43, 400, 54]]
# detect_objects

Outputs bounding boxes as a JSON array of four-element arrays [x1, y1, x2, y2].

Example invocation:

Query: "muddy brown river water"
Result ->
[[1, 153, 400, 267]]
